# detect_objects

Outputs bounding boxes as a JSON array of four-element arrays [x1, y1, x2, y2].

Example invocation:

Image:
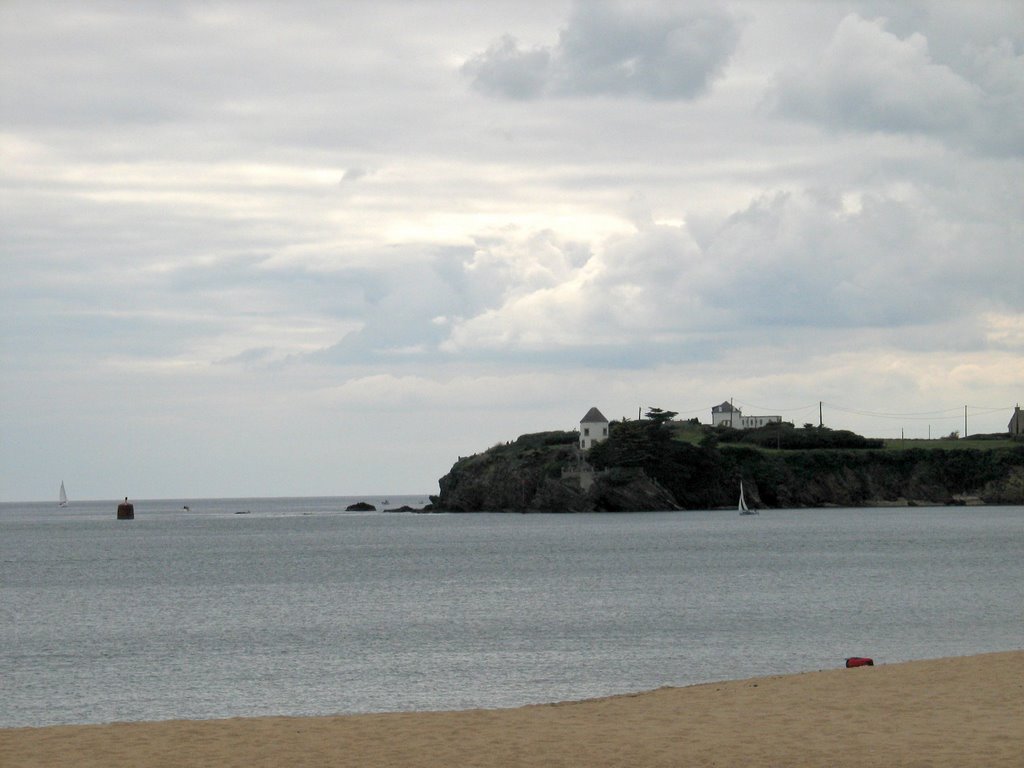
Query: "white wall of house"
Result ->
[[580, 421, 608, 449], [739, 415, 782, 428], [580, 407, 609, 449], [711, 402, 740, 427], [712, 411, 735, 427], [711, 402, 780, 429]]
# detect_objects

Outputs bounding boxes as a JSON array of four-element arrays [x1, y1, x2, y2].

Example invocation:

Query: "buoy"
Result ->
[[117, 497, 135, 520], [845, 657, 874, 668]]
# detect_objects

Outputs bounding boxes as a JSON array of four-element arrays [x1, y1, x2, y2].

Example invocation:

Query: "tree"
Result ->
[[645, 407, 678, 426]]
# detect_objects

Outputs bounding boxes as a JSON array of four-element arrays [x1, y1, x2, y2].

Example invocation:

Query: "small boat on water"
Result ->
[[59, 481, 68, 507], [739, 481, 757, 515]]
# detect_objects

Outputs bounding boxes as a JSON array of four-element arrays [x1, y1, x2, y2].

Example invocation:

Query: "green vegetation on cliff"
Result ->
[[432, 420, 1024, 512]]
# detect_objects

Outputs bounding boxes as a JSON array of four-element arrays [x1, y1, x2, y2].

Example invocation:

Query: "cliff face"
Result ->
[[433, 435, 678, 512], [431, 429, 1024, 512], [743, 446, 1024, 508]]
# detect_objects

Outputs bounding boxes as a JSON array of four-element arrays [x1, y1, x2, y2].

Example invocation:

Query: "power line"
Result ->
[[966, 405, 1013, 415], [733, 400, 818, 414], [825, 403, 964, 419], [824, 402, 1014, 421]]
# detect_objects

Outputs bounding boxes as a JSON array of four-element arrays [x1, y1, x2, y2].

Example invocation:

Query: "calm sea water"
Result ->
[[1, 498, 1021, 727]]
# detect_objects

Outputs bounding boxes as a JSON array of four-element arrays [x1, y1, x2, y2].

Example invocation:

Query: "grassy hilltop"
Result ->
[[432, 420, 1024, 512]]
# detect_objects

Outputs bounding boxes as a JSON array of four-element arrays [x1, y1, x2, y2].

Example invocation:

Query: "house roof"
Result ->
[[712, 401, 738, 412], [580, 406, 608, 424]]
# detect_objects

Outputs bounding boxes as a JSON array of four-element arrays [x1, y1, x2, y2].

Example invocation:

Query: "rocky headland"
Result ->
[[430, 422, 1024, 512]]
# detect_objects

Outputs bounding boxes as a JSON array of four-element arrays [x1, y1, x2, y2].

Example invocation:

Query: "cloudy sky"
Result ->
[[2, 1, 1022, 501]]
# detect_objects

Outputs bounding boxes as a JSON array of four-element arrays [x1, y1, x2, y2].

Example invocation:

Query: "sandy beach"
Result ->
[[2, 651, 1021, 767]]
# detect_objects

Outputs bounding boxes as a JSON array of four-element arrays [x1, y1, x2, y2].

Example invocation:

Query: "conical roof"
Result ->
[[580, 406, 608, 423]]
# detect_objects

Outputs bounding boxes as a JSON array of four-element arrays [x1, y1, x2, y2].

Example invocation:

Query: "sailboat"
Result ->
[[738, 481, 756, 515], [59, 481, 68, 507]]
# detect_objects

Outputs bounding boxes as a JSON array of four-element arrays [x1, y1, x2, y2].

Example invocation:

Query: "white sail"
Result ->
[[738, 481, 756, 515], [59, 481, 67, 507]]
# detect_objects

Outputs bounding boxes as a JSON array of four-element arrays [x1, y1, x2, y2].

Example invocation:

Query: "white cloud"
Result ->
[[438, 178, 1022, 358], [442, 222, 713, 353], [774, 13, 1024, 155], [463, 230, 590, 300]]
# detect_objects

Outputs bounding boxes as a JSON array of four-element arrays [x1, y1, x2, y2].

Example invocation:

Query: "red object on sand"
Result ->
[[845, 657, 874, 668]]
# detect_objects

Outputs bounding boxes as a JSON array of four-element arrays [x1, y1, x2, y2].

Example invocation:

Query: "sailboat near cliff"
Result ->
[[738, 481, 756, 515], [59, 481, 68, 507]]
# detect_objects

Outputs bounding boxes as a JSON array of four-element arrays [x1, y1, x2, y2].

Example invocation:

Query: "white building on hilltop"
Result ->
[[579, 407, 609, 449], [711, 401, 781, 429]]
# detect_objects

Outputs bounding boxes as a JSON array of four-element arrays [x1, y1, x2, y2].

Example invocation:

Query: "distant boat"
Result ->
[[739, 481, 757, 515], [59, 481, 68, 507]]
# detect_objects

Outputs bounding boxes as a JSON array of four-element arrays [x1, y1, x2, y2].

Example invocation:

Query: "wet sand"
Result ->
[[2, 651, 1021, 767]]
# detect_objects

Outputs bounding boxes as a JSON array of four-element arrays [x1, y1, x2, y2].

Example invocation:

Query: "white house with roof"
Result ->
[[711, 401, 739, 427], [579, 407, 609, 449], [1010, 405, 1023, 436], [711, 401, 781, 429]]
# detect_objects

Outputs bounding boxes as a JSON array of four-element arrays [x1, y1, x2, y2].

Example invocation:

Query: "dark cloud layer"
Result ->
[[463, 1, 739, 100]]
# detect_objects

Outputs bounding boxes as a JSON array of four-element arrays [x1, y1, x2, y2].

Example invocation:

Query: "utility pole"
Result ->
[[819, 401, 823, 428], [964, 405, 968, 438]]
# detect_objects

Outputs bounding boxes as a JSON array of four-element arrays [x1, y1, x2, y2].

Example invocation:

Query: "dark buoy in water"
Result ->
[[117, 496, 134, 520]]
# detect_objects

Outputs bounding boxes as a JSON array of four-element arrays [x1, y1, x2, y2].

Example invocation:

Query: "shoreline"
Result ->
[[3, 651, 1021, 767]]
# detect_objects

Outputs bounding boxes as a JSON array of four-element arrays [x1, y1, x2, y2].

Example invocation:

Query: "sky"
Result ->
[[2, 1, 1022, 501]]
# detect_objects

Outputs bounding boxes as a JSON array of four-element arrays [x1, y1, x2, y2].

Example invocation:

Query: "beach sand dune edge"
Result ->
[[2, 651, 1022, 767]]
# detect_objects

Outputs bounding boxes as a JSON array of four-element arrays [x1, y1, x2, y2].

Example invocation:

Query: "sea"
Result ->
[[1, 497, 1022, 728]]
